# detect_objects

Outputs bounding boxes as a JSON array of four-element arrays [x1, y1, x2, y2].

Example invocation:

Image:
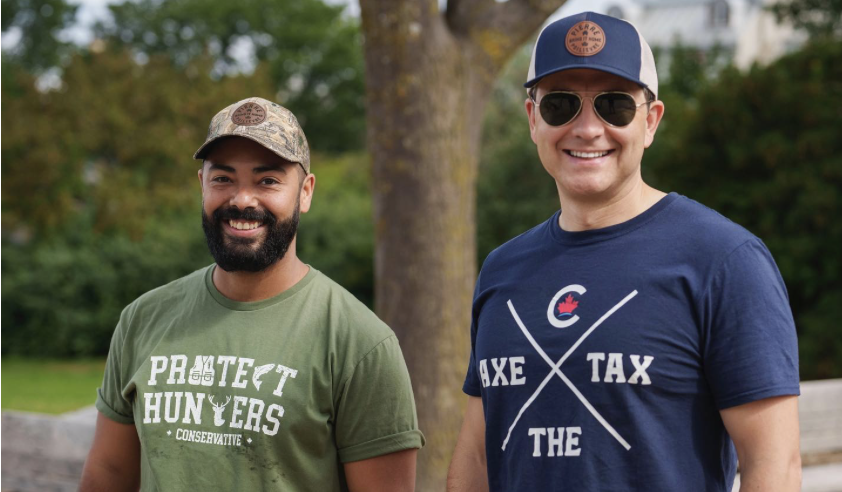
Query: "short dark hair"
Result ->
[[295, 164, 307, 187]]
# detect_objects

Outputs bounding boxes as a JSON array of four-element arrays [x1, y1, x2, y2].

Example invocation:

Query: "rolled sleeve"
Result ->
[[335, 336, 425, 463]]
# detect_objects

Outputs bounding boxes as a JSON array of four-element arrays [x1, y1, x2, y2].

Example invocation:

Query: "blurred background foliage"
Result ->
[[2, 0, 841, 379], [1, 0, 80, 72], [94, 0, 367, 152]]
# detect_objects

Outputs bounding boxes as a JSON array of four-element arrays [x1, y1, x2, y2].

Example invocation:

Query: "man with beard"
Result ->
[[80, 97, 424, 492]]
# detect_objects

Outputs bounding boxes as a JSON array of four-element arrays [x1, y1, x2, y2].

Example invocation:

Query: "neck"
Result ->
[[557, 179, 666, 232], [211, 242, 309, 302]]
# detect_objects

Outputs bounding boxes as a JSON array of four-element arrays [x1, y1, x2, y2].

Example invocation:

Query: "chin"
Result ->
[[560, 178, 613, 199]]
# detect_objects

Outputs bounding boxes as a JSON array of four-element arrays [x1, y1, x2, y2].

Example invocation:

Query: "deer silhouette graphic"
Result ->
[[208, 395, 231, 427]]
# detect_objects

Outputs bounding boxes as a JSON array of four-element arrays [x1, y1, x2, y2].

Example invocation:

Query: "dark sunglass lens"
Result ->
[[594, 93, 638, 126], [540, 93, 581, 126]]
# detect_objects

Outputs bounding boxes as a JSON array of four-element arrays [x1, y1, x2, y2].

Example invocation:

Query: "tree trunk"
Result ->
[[359, 1, 565, 489]]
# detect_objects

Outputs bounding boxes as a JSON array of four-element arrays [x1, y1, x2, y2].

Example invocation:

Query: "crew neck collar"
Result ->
[[204, 265, 318, 311], [548, 192, 679, 246]]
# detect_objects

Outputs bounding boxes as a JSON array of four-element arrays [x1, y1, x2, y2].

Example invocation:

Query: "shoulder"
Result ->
[[121, 265, 210, 325], [663, 195, 760, 259], [655, 196, 785, 304], [110, 266, 210, 367], [480, 215, 555, 282], [308, 269, 395, 349]]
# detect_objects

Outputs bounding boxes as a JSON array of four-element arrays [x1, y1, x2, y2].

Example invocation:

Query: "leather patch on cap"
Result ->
[[231, 102, 266, 126], [566, 21, 606, 57]]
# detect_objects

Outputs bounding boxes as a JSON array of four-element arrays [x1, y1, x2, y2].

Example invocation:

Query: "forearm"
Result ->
[[344, 448, 418, 492], [78, 461, 140, 492], [80, 413, 141, 492], [446, 446, 489, 492], [739, 455, 801, 492], [447, 396, 489, 492]]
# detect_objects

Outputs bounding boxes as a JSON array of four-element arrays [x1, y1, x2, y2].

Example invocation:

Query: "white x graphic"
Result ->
[[501, 290, 638, 451]]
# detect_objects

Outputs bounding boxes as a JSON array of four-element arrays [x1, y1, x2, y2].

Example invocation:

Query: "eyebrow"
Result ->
[[253, 163, 287, 174], [207, 162, 288, 174], [208, 163, 236, 173]]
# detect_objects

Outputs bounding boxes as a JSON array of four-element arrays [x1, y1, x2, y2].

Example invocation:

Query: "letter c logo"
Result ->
[[547, 284, 586, 328]]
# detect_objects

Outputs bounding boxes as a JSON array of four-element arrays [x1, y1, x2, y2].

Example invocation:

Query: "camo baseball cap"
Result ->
[[193, 97, 311, 174]]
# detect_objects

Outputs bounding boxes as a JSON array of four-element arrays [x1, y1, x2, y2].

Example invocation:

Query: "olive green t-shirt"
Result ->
[[96, 265, 424, 491]]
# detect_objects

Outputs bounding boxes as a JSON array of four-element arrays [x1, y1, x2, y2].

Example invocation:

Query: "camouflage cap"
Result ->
[[193, 97, 311, 174]]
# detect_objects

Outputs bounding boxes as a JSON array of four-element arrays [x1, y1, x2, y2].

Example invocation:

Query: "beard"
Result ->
[[201, 200, 300, 273]]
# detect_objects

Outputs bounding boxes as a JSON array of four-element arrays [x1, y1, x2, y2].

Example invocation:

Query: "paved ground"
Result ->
[[1, 407, 96, 492], [803, 464, 842, 492], [733, 464, 842, 492]]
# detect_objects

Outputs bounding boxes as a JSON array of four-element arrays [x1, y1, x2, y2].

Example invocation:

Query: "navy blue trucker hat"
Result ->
[[525, 11, 658, 98]]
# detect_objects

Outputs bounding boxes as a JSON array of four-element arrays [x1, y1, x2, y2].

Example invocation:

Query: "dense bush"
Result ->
[[645, 39, 842, 379], [2, 213, 211, 356]]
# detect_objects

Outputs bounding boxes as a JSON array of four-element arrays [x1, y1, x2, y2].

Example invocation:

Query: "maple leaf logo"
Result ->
[[557, 294, 579, 316]]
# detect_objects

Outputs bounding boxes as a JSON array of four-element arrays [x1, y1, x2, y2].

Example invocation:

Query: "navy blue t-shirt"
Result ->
[[463, 193, 800, 491]]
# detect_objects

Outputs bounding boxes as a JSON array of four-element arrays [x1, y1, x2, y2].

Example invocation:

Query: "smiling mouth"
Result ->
[[565, 150, 614, 158], [228, 220, 263, 231]]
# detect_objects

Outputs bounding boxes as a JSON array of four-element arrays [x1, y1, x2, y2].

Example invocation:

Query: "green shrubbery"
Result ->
[[2, 215, 210, 355], [646, 39, 842, 379]]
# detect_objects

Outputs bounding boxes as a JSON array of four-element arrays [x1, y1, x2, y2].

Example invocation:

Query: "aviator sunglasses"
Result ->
[[532, 91, 651, 128]]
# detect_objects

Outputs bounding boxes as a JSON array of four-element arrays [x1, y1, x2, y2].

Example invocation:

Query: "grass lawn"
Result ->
[[2, 357, 106, 414]]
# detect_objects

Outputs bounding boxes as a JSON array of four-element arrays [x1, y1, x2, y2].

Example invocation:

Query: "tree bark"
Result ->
[[359, 1, 565, 489]]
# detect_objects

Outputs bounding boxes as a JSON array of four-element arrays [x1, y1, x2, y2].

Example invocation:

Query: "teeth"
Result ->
[[228, 220, 261, 230], [570, 150, 609, 158]]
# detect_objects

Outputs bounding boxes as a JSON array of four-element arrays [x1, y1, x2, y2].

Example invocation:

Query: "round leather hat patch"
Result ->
[[231, 102, 266, 126], [565, 21, 606, 57]]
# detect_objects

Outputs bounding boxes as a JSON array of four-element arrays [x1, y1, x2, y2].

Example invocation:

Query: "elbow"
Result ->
[[780, 445, 802, 487], [738, 450, 802, 491], [788, 451, 802, 487]]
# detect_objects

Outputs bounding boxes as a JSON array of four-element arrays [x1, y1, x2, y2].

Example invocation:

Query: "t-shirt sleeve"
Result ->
[[95, 306, 135, 424], [703, 238, 800, 409], [462, 345, 482, 397], [335, 335, 425, 463], [462, 272, 484, 397]]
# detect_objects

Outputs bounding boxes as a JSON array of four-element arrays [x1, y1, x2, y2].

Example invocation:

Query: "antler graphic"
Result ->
[[208, 395, 232, 427], [208, 395, 231, 408]]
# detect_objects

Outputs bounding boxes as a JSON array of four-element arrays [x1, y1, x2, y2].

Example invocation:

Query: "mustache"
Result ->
[[211, 206, 278, 225]]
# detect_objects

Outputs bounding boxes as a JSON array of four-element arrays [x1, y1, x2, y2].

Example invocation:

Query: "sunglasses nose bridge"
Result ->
[[583, 95, 623, 128], [571, 95, 607, 134]]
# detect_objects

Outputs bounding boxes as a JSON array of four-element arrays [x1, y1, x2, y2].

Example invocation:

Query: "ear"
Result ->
[[525, 96, 539, 145], [298, 172, 316, 214], [643, 100, 665, 148], [197, 167, 205, 193]]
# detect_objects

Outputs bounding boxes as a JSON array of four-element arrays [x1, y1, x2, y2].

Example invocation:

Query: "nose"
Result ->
[[229, 184, 259, 210], [570, 97, 605, 141]]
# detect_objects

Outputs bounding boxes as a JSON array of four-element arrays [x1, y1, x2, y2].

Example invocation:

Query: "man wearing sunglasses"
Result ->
[[448, 11, 800, 492]]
